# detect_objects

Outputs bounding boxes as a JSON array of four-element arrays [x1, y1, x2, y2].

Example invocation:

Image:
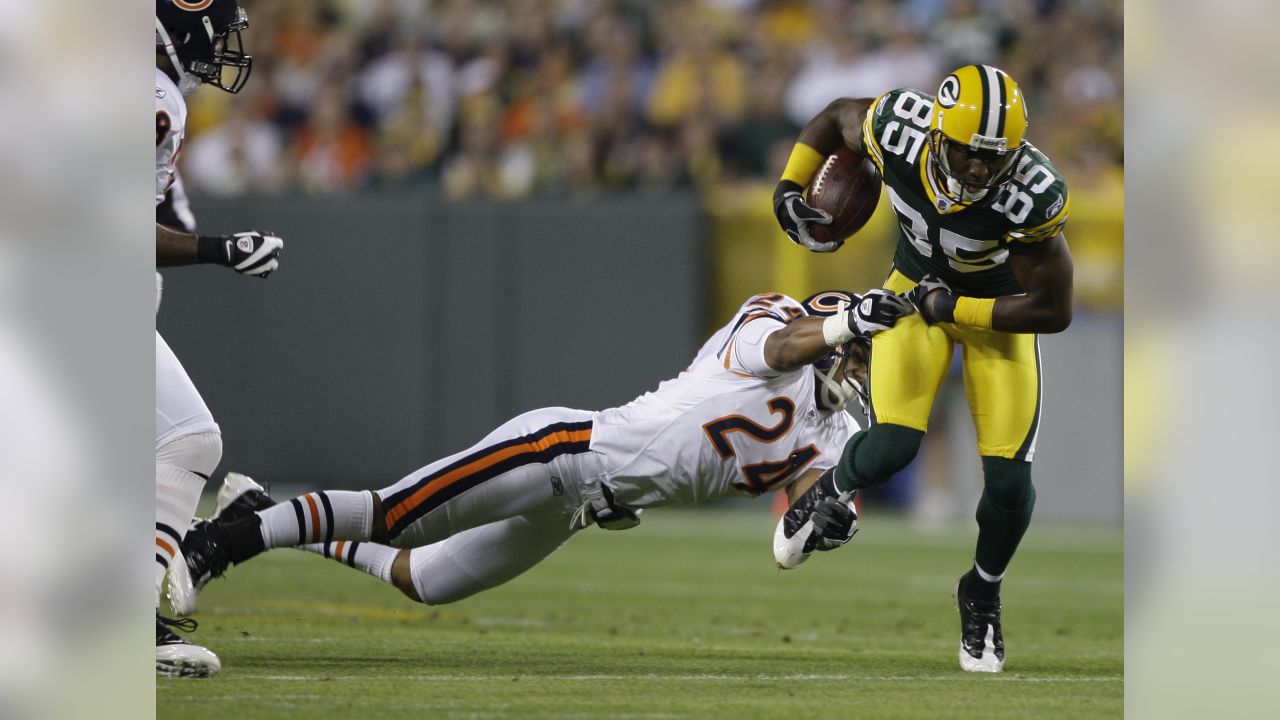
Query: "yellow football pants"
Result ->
[[869, 270, 1042, 461]]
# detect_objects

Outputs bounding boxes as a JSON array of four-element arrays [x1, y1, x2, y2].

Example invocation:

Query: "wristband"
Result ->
[[953, 296, 996, 329], [196, 235, 231, 266], [822, 311, 856, 347], [780, 143, 825, 186]]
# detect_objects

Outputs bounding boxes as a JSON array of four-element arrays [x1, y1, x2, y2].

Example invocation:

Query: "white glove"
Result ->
[[850, 289, 915, 336], [227, 231, 284, 277], [198, 230, 284, 277]]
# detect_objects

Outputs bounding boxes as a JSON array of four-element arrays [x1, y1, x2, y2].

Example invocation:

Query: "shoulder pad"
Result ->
[[1003, 144, 1070, 243], [861, 88, 935, 174], [739, 292, 806, 323]]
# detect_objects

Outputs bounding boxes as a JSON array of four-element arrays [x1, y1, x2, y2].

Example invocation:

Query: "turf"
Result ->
[[157, 509, 1122, 719]]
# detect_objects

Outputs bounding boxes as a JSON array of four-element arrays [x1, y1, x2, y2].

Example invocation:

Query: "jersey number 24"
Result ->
[[703, 397, 819, 495]]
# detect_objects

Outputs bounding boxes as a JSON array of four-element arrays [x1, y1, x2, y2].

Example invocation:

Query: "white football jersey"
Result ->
[[591, 293, 860, 508], [156, 67, 187, 206]]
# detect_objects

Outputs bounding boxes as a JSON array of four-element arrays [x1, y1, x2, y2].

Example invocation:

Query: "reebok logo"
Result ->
[[1047, 193, 1064, 218], [549, 477, 564, 496]]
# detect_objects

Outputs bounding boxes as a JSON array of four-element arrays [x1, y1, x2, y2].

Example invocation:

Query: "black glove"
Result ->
[[570, 484, 641, 531], [906, 274, 954, 324], [773, 180, 837, 252], [777, 468, 858, 558], [198, 230, 284, 277], [811, 493, 858, 551], [850, 289, 916, 337]]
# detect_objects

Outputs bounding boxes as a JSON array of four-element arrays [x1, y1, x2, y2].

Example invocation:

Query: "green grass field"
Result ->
[[157, 508, 1122, 719]]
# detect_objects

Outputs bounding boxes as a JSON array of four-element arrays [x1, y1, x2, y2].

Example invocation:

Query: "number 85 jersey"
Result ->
[[589, 294, 859, 508], [860, 88, 1070, 298]]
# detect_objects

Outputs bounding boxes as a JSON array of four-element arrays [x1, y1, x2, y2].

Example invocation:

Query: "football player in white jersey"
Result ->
[[154, 0, 283, 678], [174, 289, 913, 610]]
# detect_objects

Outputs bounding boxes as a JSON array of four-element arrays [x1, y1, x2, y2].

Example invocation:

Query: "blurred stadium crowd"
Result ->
[[180, 0, 1122, 200]]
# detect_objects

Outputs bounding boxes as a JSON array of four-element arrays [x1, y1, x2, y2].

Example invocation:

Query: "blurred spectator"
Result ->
[[647, 3, 746, 128], [183, 97, 286, 196], [292, 86, 373, 193], [929, 0, 1003, 68], [358, 28, 454, 135]]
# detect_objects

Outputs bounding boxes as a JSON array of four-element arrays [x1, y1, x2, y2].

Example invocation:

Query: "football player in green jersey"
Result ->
[[772, 64, 1074, 673]]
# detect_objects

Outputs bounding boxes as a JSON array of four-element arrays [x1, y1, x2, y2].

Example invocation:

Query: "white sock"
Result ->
[[974, 562, 1005, 584], [298, 541, 397, 583], [258, 490, 374, 549], [155, 464, 206, 607]]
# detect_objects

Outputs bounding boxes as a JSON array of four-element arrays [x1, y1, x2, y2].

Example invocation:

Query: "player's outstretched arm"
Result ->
[[763, 290, 914, 371], [156, 223, 284, 277], [773, 98, 874, 252], [911, 234, 1074, 334]]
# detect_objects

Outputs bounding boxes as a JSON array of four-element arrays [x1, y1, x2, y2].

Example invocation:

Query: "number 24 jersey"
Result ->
[[589, 294, 858, 508]]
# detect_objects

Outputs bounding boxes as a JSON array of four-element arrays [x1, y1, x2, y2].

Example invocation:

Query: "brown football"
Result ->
[[806, 146, 882, 246]]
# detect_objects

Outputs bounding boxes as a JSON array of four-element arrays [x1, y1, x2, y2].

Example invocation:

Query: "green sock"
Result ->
[[833, 424, 924, 493], [973, 456, 1036, 576]]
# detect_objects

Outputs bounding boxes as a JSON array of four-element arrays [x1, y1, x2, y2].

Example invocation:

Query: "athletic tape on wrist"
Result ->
[[822, 312, 857, 347], [781, 143, 825, 186], [953, 296, 996, 329]]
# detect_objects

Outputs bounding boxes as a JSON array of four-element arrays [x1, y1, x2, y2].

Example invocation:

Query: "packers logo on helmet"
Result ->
[[928, 65, 1028, 204]]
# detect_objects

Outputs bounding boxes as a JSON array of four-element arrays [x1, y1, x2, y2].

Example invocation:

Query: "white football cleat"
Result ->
[[214, 472, 274, 520], [156, 615, 220, 678], [165, 545, 198, 616], [773, 514, 818, 569]]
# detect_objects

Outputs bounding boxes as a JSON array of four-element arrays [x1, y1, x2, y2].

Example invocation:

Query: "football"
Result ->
[[806, 146, 882, 246]]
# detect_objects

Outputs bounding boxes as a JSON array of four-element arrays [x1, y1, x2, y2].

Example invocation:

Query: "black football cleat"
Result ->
[[156, 614, 220, 678], [167, 473, 274, 615], [954, 573, 1005, 672]]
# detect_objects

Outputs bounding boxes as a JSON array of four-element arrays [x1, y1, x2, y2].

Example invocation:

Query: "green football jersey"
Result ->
[[858, 88, 1069, 298]]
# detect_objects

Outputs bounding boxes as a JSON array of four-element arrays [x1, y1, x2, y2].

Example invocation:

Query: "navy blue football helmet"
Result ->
[[156, 0, 252, 94], [801, 290, 869, 412]]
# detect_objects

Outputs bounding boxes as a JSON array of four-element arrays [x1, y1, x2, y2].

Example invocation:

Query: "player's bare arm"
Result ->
[[773, 98, 874, 252], [912, 233, 1074, 334], [156, 222, 285, 278], [156, 222, 198, 266], [763, 290, 914, 371], [998, 233, 1074, 333], [796, 98, 874, 156], [784, 468, 824, 504]]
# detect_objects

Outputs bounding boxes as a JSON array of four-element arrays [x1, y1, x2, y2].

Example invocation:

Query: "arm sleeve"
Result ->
[[727, 315, 787, 378], [859, 92, 892, 174]]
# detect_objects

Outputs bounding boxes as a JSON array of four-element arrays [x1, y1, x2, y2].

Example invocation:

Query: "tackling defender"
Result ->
[[175, 290, 913, 608], [773, 65, 1074, 672], [154, 0, 283, 678]]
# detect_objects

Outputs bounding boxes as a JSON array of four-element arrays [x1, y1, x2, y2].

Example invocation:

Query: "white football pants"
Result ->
[[375, 407, 606, 604]]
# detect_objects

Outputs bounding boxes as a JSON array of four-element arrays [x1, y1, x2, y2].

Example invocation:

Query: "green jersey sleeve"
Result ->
[[1002, 144, 1070, 244]]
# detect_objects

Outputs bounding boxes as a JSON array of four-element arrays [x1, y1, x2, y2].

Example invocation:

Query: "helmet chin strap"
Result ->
[[156, 18, 202, 94], [945, 175, 988, 204], [815, 363, 859, 412]]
